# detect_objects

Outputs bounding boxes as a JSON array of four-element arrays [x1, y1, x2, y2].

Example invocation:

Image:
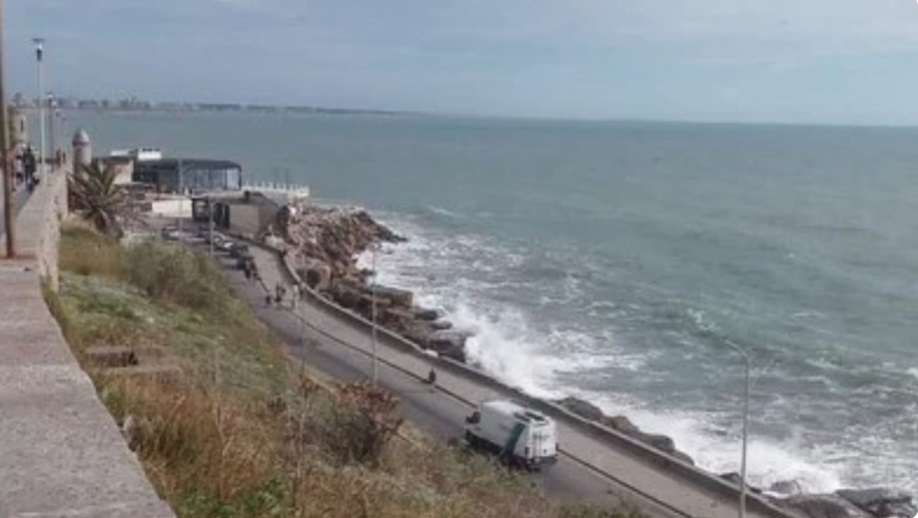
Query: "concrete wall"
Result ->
[[0, 171, 174, 517], [12, 170, 69, 291]]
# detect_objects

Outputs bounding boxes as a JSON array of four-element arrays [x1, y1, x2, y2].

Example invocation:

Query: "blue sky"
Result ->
[[8, 0, 918, 124]]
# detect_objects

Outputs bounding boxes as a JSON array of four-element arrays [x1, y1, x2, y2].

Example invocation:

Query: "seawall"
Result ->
[[0, 172, 173, 518]]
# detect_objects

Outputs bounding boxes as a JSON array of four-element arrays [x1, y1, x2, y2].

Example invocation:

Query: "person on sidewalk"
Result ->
[[291, 283, 300, 309]]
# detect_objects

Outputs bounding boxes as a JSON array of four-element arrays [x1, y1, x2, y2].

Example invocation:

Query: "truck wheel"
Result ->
[[464, 431, 476, 448]]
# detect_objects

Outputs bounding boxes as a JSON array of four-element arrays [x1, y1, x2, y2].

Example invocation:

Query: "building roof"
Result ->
[[72, 129, 90, 145], [134, 158, 242, 170]]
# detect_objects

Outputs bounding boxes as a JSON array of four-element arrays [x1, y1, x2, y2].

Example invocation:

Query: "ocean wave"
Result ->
[[365, 208, 918, 496]]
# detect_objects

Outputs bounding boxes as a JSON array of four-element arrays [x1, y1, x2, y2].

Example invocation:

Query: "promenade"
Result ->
[[0, 173, 172, 518], [230, 242, 794, 518]]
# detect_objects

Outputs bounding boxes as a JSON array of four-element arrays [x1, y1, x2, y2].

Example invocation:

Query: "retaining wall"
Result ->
[[0, 172, 174, 518]]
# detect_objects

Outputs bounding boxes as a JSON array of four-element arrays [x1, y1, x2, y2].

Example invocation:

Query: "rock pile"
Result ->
[[555, 397, 695, 465], [777, 488, 917, 518], [269, 204, 469, 361]]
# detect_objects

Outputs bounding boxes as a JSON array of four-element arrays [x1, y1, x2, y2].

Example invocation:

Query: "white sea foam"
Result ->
[[363, 210, 915, 496]]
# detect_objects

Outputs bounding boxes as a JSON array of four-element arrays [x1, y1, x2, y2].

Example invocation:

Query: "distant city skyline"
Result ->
[[9, 1, 918, 125]]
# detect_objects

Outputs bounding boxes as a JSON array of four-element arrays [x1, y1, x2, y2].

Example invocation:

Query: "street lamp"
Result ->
[[32, 37, 45, 177], [723, 339, 750, 518], [46, 92, 55, 161], [370, 242, 380, 385]]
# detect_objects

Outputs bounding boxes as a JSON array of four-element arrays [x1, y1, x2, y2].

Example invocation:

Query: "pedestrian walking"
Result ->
[[291, 283, 300, 309], [23, 147, 36, 186]]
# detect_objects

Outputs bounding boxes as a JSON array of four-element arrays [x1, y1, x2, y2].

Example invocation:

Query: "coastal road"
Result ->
[[218, 251, 626, 509], [215, 242, 789, 518]]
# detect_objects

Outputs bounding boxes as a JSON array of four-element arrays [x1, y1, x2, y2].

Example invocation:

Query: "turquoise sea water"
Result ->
[[65, 110, 918, 493]]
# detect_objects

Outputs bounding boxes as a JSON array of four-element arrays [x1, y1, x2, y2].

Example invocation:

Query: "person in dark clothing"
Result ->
[[22, 147, 36, 187]]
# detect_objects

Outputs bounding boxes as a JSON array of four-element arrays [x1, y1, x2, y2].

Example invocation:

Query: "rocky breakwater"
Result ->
[[556, 397, 696, 465], [270, 204, 470, 362]]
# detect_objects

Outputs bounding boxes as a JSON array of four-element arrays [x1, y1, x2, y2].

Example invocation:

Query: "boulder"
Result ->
[[557, 397, 604, 422], [430, 320, 453, 331], [781, 494, 874, 518], [603, 414, 641, 436], [426, 330, 469, 362], [299, 259, 332, 290], [413, 308, 442, 321], [371, 286, 413, 308], [555, 397, 695, 465], [836, 488, 916, 518], [769, 480, 805, 497]]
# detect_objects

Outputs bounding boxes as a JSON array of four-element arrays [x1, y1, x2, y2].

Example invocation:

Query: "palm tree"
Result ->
[[68, 161, 127, 237]]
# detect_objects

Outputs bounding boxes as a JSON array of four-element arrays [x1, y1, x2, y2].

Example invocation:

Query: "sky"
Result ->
[[8, 0, 918, 124]]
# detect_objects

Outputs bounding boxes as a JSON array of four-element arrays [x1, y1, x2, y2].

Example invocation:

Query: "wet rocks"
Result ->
[[781, 494, 874, 518], [775, 489, 917, 518], [556, 397, 695, 465], [835, 488, 916, 518], [271, 203, 465, 359]]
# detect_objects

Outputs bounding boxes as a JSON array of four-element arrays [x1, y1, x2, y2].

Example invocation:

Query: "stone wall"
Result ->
[[0, 170, 174, 517], [12, 170, 69, 290]]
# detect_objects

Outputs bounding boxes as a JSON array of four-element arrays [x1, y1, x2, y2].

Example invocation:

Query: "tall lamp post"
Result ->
[[32, 38, 45, 177], [1, 0, 15, 257], [724, 340, 750, 518], [46, 92, 55, 161], [370, 242, 380, 385]]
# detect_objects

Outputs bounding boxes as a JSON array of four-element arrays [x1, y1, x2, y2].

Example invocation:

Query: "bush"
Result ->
[[60, 224, 124, 278], [290, 380, 404, 467], [123, 239, 233, 314]]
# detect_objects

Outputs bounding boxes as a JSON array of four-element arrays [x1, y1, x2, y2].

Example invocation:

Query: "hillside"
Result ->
[[43, 224, 638, 518]]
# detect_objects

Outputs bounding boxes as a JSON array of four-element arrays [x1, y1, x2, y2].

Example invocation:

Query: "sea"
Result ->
[[62, 110, 918, 494]]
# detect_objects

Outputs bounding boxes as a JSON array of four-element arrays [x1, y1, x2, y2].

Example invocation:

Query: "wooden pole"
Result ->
[[0, 0, 15, 258]]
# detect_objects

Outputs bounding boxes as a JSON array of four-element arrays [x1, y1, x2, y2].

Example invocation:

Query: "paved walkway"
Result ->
[[0, 174, 173, 518]]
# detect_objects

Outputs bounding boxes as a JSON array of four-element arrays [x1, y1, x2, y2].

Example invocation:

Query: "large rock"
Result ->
[[555, 397, 695, 465], [780, 494, 875, 518], [413, 307, 442, 321], [370, 286, 414, 308], [769, 480, 805, 496], [836, 488, 916, 518], [298, 259, 332, 290], [425, 330, 469, 362]]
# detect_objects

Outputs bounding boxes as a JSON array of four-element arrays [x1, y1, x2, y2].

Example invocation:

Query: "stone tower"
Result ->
[[8, 106, 26, 153], [72, 129, 91, 173]]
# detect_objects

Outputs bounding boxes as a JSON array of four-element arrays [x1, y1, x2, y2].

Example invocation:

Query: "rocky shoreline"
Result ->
[[264, 203, 916, 518]]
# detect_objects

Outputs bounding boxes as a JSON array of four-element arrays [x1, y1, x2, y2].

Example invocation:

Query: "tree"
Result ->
[[68, 161, 127, 237]]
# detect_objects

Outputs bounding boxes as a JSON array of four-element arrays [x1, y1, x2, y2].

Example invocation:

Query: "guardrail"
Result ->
[[252, 242, 797, 518], [242, 181, 310, 198]]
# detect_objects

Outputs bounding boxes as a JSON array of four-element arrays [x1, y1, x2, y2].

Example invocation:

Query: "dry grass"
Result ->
[[46, 223, 640, 518]]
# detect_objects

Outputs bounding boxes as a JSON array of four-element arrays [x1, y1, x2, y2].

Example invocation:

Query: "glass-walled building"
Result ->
[[133, 158, 243, 194]]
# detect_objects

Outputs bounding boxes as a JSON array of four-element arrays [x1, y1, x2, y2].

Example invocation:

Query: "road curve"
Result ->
[[217, 242, 790, 518]]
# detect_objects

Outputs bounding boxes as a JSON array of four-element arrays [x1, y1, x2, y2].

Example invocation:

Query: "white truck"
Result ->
[[464, 400, 558, 470]]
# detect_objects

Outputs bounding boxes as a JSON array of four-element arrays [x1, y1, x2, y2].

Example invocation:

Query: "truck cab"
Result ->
[[464, 400, 558, 471]]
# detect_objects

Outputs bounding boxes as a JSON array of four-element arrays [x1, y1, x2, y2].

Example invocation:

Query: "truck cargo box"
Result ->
[[464, 400, 558, 470]]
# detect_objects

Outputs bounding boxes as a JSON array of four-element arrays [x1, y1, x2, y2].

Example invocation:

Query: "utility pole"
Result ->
[[46, 92, 55, 161], [724, 340, 750, 518], [208, 196, 214, 257], [32, 38, 45, 178], [1, 0, 15, 258], [371, 243, 379, 385]]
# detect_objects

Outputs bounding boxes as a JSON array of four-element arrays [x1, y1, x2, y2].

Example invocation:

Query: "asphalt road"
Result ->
[[196, 236, 786, 518], [217, 251, 629, 510]]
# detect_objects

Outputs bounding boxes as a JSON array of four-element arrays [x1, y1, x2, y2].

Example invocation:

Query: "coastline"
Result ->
[[259, 200, 917, 518]]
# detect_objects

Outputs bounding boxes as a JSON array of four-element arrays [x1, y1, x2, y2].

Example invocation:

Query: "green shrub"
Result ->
[[123, 239, 233, 314]]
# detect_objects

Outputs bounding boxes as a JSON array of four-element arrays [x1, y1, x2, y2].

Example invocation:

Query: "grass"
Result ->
[[45, 223, 644, 518]]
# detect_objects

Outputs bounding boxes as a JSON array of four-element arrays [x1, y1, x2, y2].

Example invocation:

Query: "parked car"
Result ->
[[464, 400, 558, 471]]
